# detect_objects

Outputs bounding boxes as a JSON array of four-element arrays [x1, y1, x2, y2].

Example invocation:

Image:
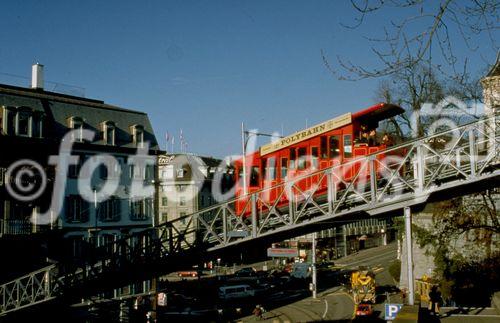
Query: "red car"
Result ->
[[355, 304, 373, 317]]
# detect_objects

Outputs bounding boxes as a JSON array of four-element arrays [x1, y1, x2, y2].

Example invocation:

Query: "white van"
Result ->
[[218, 284, 255, 300]]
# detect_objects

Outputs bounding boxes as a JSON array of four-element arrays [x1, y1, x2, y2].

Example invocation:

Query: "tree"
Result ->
[[413, 189, 500, 305], [334, 0, 498, 80]]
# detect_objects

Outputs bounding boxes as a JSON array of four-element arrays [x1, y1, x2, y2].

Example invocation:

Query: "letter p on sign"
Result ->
[[385, 304, 403, 320]]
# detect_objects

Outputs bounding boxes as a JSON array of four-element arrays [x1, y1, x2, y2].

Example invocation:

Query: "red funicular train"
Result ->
[[233, 103, 405, 215]]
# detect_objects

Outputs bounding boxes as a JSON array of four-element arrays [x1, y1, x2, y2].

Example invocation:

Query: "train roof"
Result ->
[[352, 103, 404, 124], [258, 103, 403, 156]]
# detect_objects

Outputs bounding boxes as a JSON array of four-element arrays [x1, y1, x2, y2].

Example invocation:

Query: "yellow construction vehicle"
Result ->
[[351, 269, 376, 304]]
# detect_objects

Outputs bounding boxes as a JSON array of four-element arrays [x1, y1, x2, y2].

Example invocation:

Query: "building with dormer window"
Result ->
[[0, 65, 161, 281]]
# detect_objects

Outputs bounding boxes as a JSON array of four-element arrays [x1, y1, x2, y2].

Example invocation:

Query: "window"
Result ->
[[179, 212, 187, 225], [176, 168, 185, 178], [329, 135, 340, 158], [162, 197, 168, 206], [70, 117, 83, 142], [6, 109, 15, 135], [176, 185, 187, 192], [103, 121, 115, 145], [179, 196, 186, 206], [130, 198, 152, 220], [68, 155, 84, 178], [249, 166, 260, 187], [267, 157, 276, 180], [16, 111, 31, 136], [311, 147, 319, 169], [297, 147, 307, 170], [132, 125, 144, 147], [98, 197, 120, 221], [281, 158, 288, 179], [145, 164, 154, 181], [289, 148, 296, 169], [32, 114, 43, 138], [65, 195, 89, 223], [343, 134, 352, 158], [163, 165, 174, 179], [320, 136, 328, 159], [161, 212, 168, 223]]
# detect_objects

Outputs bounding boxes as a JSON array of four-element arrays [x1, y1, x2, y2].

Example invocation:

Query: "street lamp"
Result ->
[[240, 122, 282, 195]]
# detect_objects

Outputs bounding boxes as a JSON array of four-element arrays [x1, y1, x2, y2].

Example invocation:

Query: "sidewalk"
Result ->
[[238, 286, 355, 322]]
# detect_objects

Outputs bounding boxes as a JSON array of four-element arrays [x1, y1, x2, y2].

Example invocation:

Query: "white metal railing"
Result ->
[[158, 113, 500, 252]]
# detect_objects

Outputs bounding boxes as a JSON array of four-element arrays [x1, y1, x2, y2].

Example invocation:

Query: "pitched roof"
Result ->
[[486, 52, 500, 77], [0, 83, 159, 150]]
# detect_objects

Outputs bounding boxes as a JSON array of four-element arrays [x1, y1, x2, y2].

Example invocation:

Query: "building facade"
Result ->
[[157, 153, 229, 245], [0, 65, 160, 260]]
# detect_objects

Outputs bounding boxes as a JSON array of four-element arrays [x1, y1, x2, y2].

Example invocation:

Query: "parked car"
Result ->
[[218, 284, 255, 300], [178, 271, 198, 278], [234, 267, 257, 277]]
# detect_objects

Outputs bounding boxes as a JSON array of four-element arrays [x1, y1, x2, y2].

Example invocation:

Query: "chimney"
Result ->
[[31, 63, 44, 89]]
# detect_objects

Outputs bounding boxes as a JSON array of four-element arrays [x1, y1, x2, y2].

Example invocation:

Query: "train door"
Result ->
[[262, 155, 279, 204], [279, 154, 289, 203], [342, 133, 354, 181]]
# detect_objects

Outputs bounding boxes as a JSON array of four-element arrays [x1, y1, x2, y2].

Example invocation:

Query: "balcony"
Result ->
[[0, 219, 33, 236]]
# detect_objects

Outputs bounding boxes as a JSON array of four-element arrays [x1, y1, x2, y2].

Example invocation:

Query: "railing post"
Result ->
[[251, 194, 257, 238], [469, 128, 477, 178], [287, 183, 295, 225], [326, 171, 335, 214], [416, 144, 425, 192], [222, 207, 227, 244], [404, 207, 415, 306], [369, 157, 377, 203]]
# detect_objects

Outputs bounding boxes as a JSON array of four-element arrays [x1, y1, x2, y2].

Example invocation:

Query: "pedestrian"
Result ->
[[253, 304, 263, 320], [428, 286, 441, 316]]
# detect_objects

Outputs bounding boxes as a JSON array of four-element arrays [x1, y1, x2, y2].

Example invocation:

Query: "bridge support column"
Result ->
[[311, 231, 317, 299], [404, 207, 415, 306]]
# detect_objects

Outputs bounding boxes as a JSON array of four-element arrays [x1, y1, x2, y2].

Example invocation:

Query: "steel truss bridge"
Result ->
[[1, 114, 499, 318]]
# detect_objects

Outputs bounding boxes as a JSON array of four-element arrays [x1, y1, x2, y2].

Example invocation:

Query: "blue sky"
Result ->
[[0, 1, 497, 158]]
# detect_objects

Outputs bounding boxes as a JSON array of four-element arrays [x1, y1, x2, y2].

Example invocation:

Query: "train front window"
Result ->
[[311, 147, 319, 169], [329, 135, 340, 158], [250, 166, 260, 187], [320, 136, 328, 159], [344, 134, 352, 158], [289, 148, 296, 169], [297, 147, 307, 170], [281, 158, 288, 179]]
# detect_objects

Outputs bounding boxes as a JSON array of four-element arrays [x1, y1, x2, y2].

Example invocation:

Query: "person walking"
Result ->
[[253, 304, 263, 320]]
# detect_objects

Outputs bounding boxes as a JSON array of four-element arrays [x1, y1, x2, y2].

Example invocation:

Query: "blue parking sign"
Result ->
[[385, 303, 403, 320]]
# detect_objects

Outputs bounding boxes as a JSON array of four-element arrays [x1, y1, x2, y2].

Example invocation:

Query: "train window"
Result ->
[[320, 136, 328, 159], [329, 135, 340, 158], [311, 147, 319, 169], [250, 166, 260, 187], [290, 148, 296, 169], [343, 134, 352, 158], [267, 157, 276, 180], [297, 147, 307, 170], [261, 159, 267, 180], [281, 158, 288, 179]]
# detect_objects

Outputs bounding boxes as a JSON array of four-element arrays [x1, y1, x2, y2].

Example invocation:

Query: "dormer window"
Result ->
[[16, 108, 32, 136], [69, 117, 84, 142], [102, 121, 115, 146], [131, 125, 144, 147]]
